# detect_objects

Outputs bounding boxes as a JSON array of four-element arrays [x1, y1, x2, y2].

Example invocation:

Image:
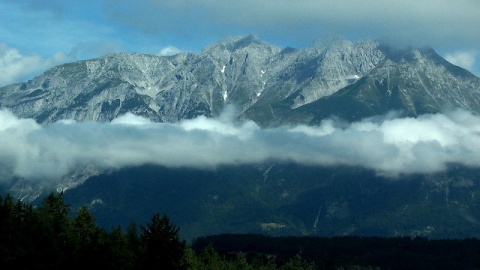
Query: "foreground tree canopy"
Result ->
[[0, 193, 187, 269]]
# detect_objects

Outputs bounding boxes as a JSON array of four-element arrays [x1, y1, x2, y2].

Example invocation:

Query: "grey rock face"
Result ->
[[284, 47, 480, 125], [1, 35, 479, 127]]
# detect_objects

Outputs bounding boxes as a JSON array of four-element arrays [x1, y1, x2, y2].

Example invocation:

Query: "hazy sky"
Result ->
[[1, 0, 479, 86]]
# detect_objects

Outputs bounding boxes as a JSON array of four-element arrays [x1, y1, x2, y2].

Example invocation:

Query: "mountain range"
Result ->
[[1, 35, 479, 126], [1, 35, 480, 240]]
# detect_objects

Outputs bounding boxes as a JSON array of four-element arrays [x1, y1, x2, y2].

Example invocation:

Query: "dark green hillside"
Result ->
[[63, 164, 480, 241]]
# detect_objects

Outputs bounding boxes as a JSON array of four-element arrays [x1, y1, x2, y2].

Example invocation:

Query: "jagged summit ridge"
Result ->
[[0, 35, 479, 126], [202, 34, 275, 53]]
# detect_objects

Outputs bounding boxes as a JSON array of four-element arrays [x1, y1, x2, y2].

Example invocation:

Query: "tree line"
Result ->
[[0, 192, 187, 269], [192, 234, 480, 269], [2, 192, 480, 269]]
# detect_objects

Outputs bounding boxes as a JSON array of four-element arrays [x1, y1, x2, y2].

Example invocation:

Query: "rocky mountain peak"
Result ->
[[202, 34, 275, 53]]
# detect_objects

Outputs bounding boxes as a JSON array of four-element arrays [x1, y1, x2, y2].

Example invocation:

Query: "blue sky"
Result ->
[[1, 0, 479, 86]]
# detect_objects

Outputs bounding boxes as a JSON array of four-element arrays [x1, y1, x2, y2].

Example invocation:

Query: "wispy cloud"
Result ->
[[445, 50, 478, 75], [158, 46, 181, 56], [0, 2, 123, 72], [0, 43, 68, 87], [1, 108, 480, 185]]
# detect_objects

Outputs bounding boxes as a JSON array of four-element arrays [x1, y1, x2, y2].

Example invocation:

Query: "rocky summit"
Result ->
[[1, 35, 478, 126]]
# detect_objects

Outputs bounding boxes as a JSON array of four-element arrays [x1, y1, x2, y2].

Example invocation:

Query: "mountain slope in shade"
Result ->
[[61, 163, 480, 241]]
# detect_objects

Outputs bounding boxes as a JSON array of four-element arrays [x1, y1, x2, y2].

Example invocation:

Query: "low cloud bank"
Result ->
[[1, 108, 480, 184]]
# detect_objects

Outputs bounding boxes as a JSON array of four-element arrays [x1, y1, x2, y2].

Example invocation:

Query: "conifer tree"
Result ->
[[139, 213, 186, 269]]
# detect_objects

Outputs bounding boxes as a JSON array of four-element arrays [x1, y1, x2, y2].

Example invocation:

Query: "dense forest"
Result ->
[[193, 234, 480, 269], [1, 193, 480, 269]]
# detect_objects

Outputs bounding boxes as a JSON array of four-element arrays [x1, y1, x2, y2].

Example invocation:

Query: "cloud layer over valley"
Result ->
[[2, 108, 480, 185]]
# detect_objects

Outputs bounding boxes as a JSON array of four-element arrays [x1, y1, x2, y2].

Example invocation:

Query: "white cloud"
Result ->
[[0, 43, 68, 86], [445, 50, 477, 74], [158, 46, 181, 56], [2, 108, 480, 185], [111, 113, 154, 126]]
